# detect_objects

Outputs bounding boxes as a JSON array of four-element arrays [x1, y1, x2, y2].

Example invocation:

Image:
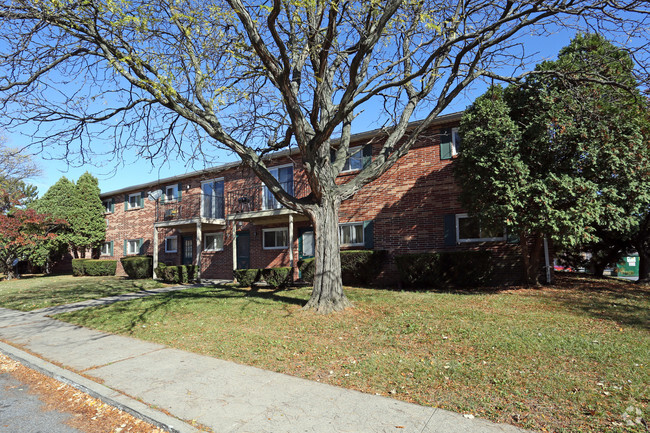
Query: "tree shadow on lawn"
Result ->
[[542, 273, 650, 330], [75, 284, 308, 334]]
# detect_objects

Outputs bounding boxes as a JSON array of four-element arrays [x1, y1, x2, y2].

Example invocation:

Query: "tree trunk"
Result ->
[[303, 198, 352, 314], [520, 231, 543, 285], [636, 243, 650, 284]]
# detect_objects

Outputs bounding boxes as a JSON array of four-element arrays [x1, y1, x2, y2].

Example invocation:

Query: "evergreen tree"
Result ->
[[74, 172, 106, 257], [455, 34, 650, 284]]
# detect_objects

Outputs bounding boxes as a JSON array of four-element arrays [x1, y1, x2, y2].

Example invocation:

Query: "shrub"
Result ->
[[234, 268, 261, 287], [261, 267, 291, 289], [72, 259, 88, 277], [120, 256, 153, 279], [340, 250, 388, 285], [298, 250, 387, 285], [155, 263, 198, 284], [395, 251, 494, 288], [83, 260, 117, 276]]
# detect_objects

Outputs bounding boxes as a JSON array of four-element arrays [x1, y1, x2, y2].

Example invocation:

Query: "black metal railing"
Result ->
[[155, 192, 224, 223], [226, 179, 310, 215]]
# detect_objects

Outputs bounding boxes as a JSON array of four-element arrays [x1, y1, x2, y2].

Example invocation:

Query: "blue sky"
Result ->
[[7, 30, 578, 196]]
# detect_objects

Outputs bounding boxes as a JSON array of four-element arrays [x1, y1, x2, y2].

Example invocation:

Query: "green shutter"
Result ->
[[177, 183, 182, 201], [440, 128, 453, 160], [124, 239, 127, 255], [363, 220, 374, 249], [109, 241, 114, 256], [443, 214, 456, 246], [138, 238, 143, 255], [124, 195, 128, 211], [362, 144, 372, 168], [140, 192, 145, 207], [110, 198, 115, 213]]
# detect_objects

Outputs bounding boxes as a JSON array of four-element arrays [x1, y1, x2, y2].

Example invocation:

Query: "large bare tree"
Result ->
[[0, 0, 648, 312]]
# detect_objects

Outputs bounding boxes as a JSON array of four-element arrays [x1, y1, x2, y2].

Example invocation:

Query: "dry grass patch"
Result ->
[[56, 274, 649, 432]]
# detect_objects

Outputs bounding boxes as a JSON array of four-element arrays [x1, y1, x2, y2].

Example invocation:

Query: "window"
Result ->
[[100, 241, 113, 256], [102, 199, 113, 214], [126, 193, 142, 210], [126, 239, 141, 255], [263, 228, 289, 249], [342, 146, 363, 172], [105, 218, 109, 229], [201, 179, 224, 219], [451, 127, 462, 156], [456, 214, 505, 243], [165, 185, 179, 202], [339, 222, 364, 246], [263, 165, 293, 210], [204, 232, 224, 252], [165, 236, 178, 253]]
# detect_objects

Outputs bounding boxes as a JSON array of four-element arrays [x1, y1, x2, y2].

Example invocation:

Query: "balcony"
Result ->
[[226, 179, 310, 224], [154, 192, 225, 231]]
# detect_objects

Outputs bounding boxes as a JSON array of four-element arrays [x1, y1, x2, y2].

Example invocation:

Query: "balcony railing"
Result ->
[[155, 192, 224, 223], [226, 179, 310, 215]]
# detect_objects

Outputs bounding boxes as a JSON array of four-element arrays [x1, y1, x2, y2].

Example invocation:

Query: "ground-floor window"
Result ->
[[165, 236, 178, 253], [263, 228, 288, 249], [126, 239, 141, 255], [100, 241, 113, 256], [339, 222, 364, 246], [455, 213, 506, 243], [204, 232, 224, 251]]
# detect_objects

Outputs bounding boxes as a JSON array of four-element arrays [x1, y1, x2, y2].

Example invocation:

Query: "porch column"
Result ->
[[152, 225, 159, 279], [232, 221, 238, 276], [196, 220, 202, 281], [288, 214, 294, 276]]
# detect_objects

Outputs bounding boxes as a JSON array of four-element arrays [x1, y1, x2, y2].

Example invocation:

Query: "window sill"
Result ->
[[263, 246, 288, 250]]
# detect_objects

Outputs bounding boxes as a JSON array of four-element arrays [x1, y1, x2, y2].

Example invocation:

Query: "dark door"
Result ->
[[181, 236, 193, 265], [236, 231, 250, 269]]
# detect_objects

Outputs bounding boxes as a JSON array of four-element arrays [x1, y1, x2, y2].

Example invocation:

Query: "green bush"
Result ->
[[82, 260, 117, 276], [395, 251, 494, 288], [120, 256, 153, 279], [261, 267, 291, 289], [298, 250, 387, 285], [155, 263, 198, 284], [72, 259, 88, 277], [234, 268, 261, 287]]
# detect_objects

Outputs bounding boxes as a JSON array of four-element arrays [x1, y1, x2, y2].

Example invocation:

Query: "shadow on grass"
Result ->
[[544, 273, 650, 330], [65, 284, 309, 334]]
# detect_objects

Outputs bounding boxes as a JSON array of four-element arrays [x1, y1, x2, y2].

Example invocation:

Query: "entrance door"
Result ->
[[298, 228, 314, 260], [236, 231, 250, 269], [181, 236, 193, 265]]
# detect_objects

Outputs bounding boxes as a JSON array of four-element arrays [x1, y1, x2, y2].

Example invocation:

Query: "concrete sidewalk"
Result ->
[[0, 306, 530, 433]]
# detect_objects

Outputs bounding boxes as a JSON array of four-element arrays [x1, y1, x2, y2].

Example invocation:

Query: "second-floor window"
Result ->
[[103, 198, 114, 214], [263, 165, 293, 210], [342, 147, 363, 172], [165, 185, 179, 202], [202, 179, 224, 219], [126, 193, 142, 210]]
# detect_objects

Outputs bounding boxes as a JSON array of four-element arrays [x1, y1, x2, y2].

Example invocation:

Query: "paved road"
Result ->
[[0, 372, 82, 433]]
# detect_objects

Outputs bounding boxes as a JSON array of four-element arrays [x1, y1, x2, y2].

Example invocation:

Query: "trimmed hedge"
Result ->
[[298, 250, 388, 285], [234, 268, 261, 287], [72, 259, 88, 277], [120, 256, 153, 279], [395, 251, 494, 288], [83, 260, 117, 276], [155, 263, 198, 284], [261, 267, 291, 289]]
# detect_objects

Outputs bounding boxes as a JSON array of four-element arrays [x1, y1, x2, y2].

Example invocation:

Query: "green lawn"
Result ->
[[56, 274, 648, 432], [0, 275, 165, 311]]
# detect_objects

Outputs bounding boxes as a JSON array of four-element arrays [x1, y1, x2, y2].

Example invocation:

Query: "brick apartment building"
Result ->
[[99, 111, 522, 283]]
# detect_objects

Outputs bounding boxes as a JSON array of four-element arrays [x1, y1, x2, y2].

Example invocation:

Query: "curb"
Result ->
[[0, 341, 202, 433]]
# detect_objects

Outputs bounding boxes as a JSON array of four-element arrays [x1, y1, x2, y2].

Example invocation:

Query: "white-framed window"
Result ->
[[204, 232, 224, 252], [100, 241, 112, 256], [455, 213, 505, 243], [451, 127, 462, 156], [165, 184, 179, 202], [102, 199, 113, 214], [342, 146, 363, 172], [201, 178, 225, 219], [127, 193, 141, 210], [263, 227, 289, 249], [339, 222, 364, 246], [165, 236, 178, 253], [126, 239, 141, 255], [263, 165, 293, 210]]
